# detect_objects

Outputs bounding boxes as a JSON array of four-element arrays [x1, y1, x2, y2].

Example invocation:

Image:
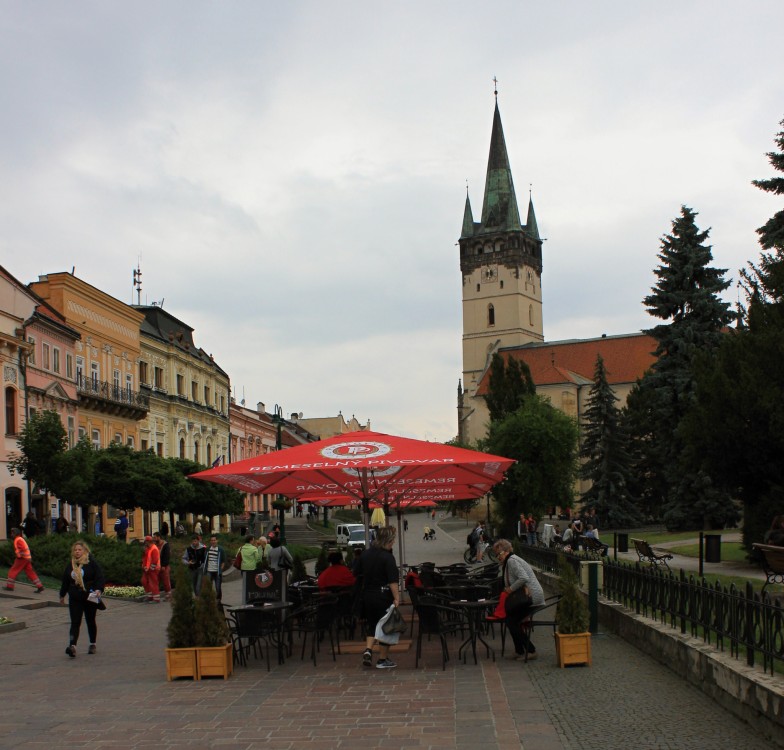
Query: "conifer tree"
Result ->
[[484, 352, 536, 423], [631, 206, 736, 529], [193, 576, 229, 647], [580, 355, 641, 528], [684, 117, 784, 548]]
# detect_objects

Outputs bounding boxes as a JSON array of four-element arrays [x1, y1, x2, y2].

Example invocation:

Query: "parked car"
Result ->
[[336, 523, 367, 550]]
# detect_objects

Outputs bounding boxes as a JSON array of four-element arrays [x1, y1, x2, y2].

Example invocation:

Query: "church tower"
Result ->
[[458, 99, 544, 442]]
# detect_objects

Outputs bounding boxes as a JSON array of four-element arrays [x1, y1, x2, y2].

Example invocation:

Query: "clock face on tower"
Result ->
[[483, 265, 499, 283]]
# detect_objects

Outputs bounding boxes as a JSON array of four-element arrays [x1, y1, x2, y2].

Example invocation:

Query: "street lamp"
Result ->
[[271, 404, 287, 545]]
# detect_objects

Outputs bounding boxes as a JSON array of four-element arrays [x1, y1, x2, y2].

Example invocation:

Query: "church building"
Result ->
[[457, 99, 656, 446]]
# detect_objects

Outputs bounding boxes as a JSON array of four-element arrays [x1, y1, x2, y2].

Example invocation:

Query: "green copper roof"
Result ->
[[525, 196, 540, 239], [480, 104, 522, 232], [461, 192, 475, 237]]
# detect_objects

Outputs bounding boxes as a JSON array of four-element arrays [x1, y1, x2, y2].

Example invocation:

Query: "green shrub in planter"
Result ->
[[167, 565, 196, 648]]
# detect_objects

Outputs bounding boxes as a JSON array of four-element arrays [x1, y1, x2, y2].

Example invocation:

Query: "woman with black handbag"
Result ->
[[492, 538, 545, 661], [59, 540, 105, 657]]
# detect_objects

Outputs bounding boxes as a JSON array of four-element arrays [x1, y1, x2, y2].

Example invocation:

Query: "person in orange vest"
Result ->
[[4, 527, 45, 593], [141, 535, 161, 603]]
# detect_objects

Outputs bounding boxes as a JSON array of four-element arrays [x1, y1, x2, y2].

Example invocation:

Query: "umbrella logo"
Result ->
[[255, 571, 274, 589], [321, 441, 392, 460]]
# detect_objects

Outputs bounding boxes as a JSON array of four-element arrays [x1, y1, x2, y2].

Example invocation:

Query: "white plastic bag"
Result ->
[[374, 604, 401, 645]]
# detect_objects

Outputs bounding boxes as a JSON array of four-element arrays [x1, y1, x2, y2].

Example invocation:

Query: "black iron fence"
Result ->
[[518, 543, 784, 675]]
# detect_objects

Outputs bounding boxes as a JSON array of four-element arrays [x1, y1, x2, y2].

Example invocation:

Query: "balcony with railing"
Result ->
[[76, 375, 150, 420]]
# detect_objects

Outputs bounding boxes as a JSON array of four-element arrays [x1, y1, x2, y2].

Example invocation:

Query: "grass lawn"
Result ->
[[668, 542, 749, 563], [628, 530, 737, 545]]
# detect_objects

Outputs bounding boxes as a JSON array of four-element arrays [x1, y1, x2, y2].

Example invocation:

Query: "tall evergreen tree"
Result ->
[[631, 206, 736, 529], [483, 352, 536, 423], [684, 117, 784, 548], [580, 355, 641, 528]]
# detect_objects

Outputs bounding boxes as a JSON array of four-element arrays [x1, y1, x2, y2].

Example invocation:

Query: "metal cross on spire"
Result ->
[[493, 76, 498, 100]]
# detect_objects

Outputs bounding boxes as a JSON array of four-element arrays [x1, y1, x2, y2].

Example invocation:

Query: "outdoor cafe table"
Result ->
[[450, 598, 497, 665], [229, 602, 292, 666]]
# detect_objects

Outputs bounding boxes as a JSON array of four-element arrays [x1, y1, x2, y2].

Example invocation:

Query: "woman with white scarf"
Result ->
[[59, 541, 105, 658]]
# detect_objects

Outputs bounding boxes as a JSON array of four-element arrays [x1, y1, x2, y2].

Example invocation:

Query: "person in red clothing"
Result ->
[[317, 551, 356, 589], [141, 535, 161, 602], [4, 527, 45, 592]]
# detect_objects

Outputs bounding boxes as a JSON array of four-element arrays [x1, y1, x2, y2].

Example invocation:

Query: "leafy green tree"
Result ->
[[483, 352, 536, 423], [684, 118, 784, 548], [483, 396, 579, 534], [580, 355, 642, 528], [56, 437, 96, 506], [8, 410, 68, 494], [169, 457, 244, 518], [631, 206, 736, 529]]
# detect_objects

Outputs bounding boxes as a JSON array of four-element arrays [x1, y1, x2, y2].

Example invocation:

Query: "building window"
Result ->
[[76, 356, 84, 386], [157, 442, 163, 457], [529, 304, 534, 326], [66, 353, 74, 379], [78, 426, 86, 441], [220, 394, 225, 413], [139, 361, 148, 384], [476, 283, 480, 292], [67, 416, 75, 448], [5, 387, 16, 434], [194, 441, 199, 463], [113, 370, 121, 398], [154, 367, 164, 389], [114, 432, 122, 444], [207, 444, 212, 465], [500, 280, 504, 289], [126, 373, 133, 396], [42, 343, 50, 370], [127, 436, 134, 448], [179, 438, 185, 458], [204, 385, 210, 404], [176, 374, 184, 396], [91, 429, 101, 449], [52, 348, 61, 374], [141, 439, 148, 451], [91, 362, 99, 387], [191, 381, 198, 401], [488, 304, 495, 327], [27, 337, 36, 366]]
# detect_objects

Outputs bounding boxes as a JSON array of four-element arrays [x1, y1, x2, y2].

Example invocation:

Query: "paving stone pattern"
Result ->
[[0, 515, 779, 749]]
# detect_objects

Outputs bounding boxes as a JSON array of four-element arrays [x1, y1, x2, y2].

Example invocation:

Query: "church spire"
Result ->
[[461, 189, 475, 238], [525, 194, 540, 240], [480, 103, 522, 232]]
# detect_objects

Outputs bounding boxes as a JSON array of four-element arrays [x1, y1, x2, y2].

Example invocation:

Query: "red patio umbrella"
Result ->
[[192, 430, 514, 549]]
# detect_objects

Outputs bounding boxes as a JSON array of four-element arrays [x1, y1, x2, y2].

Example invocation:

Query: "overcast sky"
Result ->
[[2, 2, 782, 442]]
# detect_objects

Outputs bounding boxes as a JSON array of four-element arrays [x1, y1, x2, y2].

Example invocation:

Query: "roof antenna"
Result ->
[[133, 259, 142, 305]]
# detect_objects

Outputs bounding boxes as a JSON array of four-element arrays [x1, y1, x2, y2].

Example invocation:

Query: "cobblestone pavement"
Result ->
[[0, 514, 779, 749]]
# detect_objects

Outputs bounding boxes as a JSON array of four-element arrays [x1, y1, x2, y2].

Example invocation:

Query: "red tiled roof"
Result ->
[[476, 333, 657, 394]]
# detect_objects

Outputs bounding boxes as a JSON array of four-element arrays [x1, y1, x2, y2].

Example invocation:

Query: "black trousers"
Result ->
[[68, 597, 98, 645], [506, 601, 535, 655]]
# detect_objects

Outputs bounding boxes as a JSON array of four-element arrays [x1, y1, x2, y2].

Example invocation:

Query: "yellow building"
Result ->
[[29, 272, 148, 534]]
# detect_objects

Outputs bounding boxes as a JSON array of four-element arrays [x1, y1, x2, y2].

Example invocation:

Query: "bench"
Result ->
[[579, 535, 609, 556], [631, 538, 673, 570], [752, 543, 784, 593]]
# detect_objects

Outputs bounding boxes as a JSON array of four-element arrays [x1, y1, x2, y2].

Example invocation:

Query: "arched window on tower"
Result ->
[[488, 304, 495, 327], [529, 304, 534, 327], [179, 438, 185, 459]]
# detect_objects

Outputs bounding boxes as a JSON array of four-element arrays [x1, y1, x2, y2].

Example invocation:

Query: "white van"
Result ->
[[336, 523, 367, 550]]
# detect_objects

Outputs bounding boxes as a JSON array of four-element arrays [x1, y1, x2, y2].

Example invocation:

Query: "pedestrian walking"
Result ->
[[141, 535, 161, 602], [183, 534, 206, 594], [153, 531, 171, 601], [3, 528, 45, 593], [59, 540, 105, 657], [354, 526, 400, 669], [201, 534, 227, 602], [21, 511, 43, 538], [113, 510, 129, 542]]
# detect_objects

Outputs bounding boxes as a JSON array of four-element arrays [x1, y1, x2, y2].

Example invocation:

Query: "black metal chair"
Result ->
[[414, 600, 466, 670], [282, 594, 339, 666], [231, 608, 273, 671]]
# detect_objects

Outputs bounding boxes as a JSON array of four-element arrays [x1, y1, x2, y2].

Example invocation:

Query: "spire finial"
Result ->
[[493, 76, 498, 100], [529, 182, 533, 199]]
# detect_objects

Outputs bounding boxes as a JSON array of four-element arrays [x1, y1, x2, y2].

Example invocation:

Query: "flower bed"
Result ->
[[104, 585, 145, 599]]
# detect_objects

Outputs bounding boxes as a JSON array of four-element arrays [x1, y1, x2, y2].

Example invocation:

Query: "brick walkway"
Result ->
[[0, 516, 780, 749]]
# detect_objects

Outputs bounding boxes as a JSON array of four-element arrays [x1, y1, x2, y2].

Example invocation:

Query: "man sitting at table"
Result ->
[[317, 551, 356, 589]]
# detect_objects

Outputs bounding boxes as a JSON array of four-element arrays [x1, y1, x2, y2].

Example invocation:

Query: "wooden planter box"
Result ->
[[166, 643, 233, 680], [196, 642, 233, 680], [554, 632, 592, 667], [166, 647, 198, 680]]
